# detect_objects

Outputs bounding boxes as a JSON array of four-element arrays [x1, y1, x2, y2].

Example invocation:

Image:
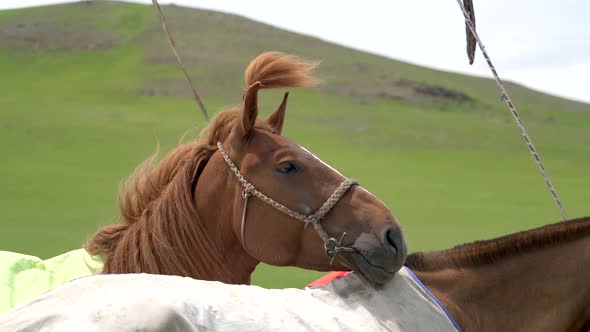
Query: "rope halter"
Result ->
[[217, 142, 358, 264]]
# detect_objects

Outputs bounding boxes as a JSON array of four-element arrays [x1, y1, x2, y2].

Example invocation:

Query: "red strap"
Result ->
[[307, 271, 350, 287]]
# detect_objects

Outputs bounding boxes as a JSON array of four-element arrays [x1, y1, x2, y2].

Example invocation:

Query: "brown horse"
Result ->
[[85, 52, 407, 285], [406, 216, 590, 331]]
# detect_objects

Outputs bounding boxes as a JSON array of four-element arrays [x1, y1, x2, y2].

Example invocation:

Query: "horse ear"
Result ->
[[266, 92, 289, 135], [240, 82, 261, 138]]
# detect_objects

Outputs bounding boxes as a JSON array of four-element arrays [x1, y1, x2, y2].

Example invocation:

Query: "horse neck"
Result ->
[[194, 153, 259, 284], [413, 235, 590, 331], [102, 153, 258, 285]]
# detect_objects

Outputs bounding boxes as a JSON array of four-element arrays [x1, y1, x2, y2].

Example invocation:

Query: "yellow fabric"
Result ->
[[0, 249, 104, 313]]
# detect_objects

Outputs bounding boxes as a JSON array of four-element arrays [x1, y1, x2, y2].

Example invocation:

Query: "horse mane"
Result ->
[[85, 52, 318, 280], [405, 216, 590, 272]]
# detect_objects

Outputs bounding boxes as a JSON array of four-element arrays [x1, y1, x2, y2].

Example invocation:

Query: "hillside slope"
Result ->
[[0, 1, 588, 288]]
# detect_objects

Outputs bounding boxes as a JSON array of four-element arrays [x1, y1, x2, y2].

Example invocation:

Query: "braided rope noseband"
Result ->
[[217, 142, 358, 264]]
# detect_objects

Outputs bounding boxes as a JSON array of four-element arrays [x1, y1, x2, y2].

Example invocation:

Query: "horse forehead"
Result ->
[[297, 145, 345, 177], [250, 133, 345, 178], [298, 145, 375, 198], [249, 133, 298, 155]]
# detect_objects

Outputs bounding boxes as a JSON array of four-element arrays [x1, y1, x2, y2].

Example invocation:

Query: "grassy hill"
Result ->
[[0, 1, 588, 288]]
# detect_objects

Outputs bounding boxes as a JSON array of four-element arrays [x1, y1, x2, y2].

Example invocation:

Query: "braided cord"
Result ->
[[217, 142, 357, 224], [217, 142, 358, 259], [455, 0, 567, 220]]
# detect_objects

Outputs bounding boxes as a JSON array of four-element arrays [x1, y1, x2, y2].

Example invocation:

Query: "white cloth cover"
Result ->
[[0, 267, 457, 332]]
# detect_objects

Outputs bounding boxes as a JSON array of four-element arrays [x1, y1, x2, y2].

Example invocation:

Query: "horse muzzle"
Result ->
[[345, 228, 407, 284]]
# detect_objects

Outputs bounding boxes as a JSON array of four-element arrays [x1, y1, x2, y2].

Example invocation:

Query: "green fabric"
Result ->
[[0, 248, 104, 313]]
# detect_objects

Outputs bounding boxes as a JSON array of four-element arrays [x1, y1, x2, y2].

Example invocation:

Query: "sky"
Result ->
[[3, 0, 589, 104]]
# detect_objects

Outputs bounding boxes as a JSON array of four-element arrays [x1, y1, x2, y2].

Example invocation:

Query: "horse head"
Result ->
[[87, 52, 407, 285], [197, 52, 407, 284]]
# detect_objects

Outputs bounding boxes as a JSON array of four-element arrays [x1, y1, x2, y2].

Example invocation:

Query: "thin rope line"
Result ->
[[151, 0, 210, 122], [455, 0, 568, 220]]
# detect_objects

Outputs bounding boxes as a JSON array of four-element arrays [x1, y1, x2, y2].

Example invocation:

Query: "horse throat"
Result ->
[[193, 154, 260, 284]]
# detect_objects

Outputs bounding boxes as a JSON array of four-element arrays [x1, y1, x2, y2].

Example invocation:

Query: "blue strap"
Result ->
[[404, 267, 462, 332]]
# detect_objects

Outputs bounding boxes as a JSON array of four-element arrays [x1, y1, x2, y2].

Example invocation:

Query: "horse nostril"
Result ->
[[385, 228, 404, 255], [386, 229, 397, 250]]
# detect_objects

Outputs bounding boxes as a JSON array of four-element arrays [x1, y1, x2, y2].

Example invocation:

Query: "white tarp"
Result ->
[[0, 267, 458, 332]]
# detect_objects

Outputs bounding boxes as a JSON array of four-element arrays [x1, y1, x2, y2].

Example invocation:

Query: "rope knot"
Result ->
[[324, 237, 338, 253], [324, 232, 355, 265], [307, 216, 320, 224], [242, 184, 255, 199]]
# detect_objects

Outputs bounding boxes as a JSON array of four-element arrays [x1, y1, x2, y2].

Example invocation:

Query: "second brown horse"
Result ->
[[406, 216, 590, 331]]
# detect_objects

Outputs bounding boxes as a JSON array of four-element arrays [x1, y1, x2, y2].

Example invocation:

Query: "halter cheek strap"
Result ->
[[217, 142, 358, 264]]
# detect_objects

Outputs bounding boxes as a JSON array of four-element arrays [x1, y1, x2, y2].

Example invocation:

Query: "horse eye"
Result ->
[[277, 162, 297, 174]]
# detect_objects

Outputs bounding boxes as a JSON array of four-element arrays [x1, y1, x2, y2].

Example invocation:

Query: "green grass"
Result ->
[[0, 1, 588, 289]]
